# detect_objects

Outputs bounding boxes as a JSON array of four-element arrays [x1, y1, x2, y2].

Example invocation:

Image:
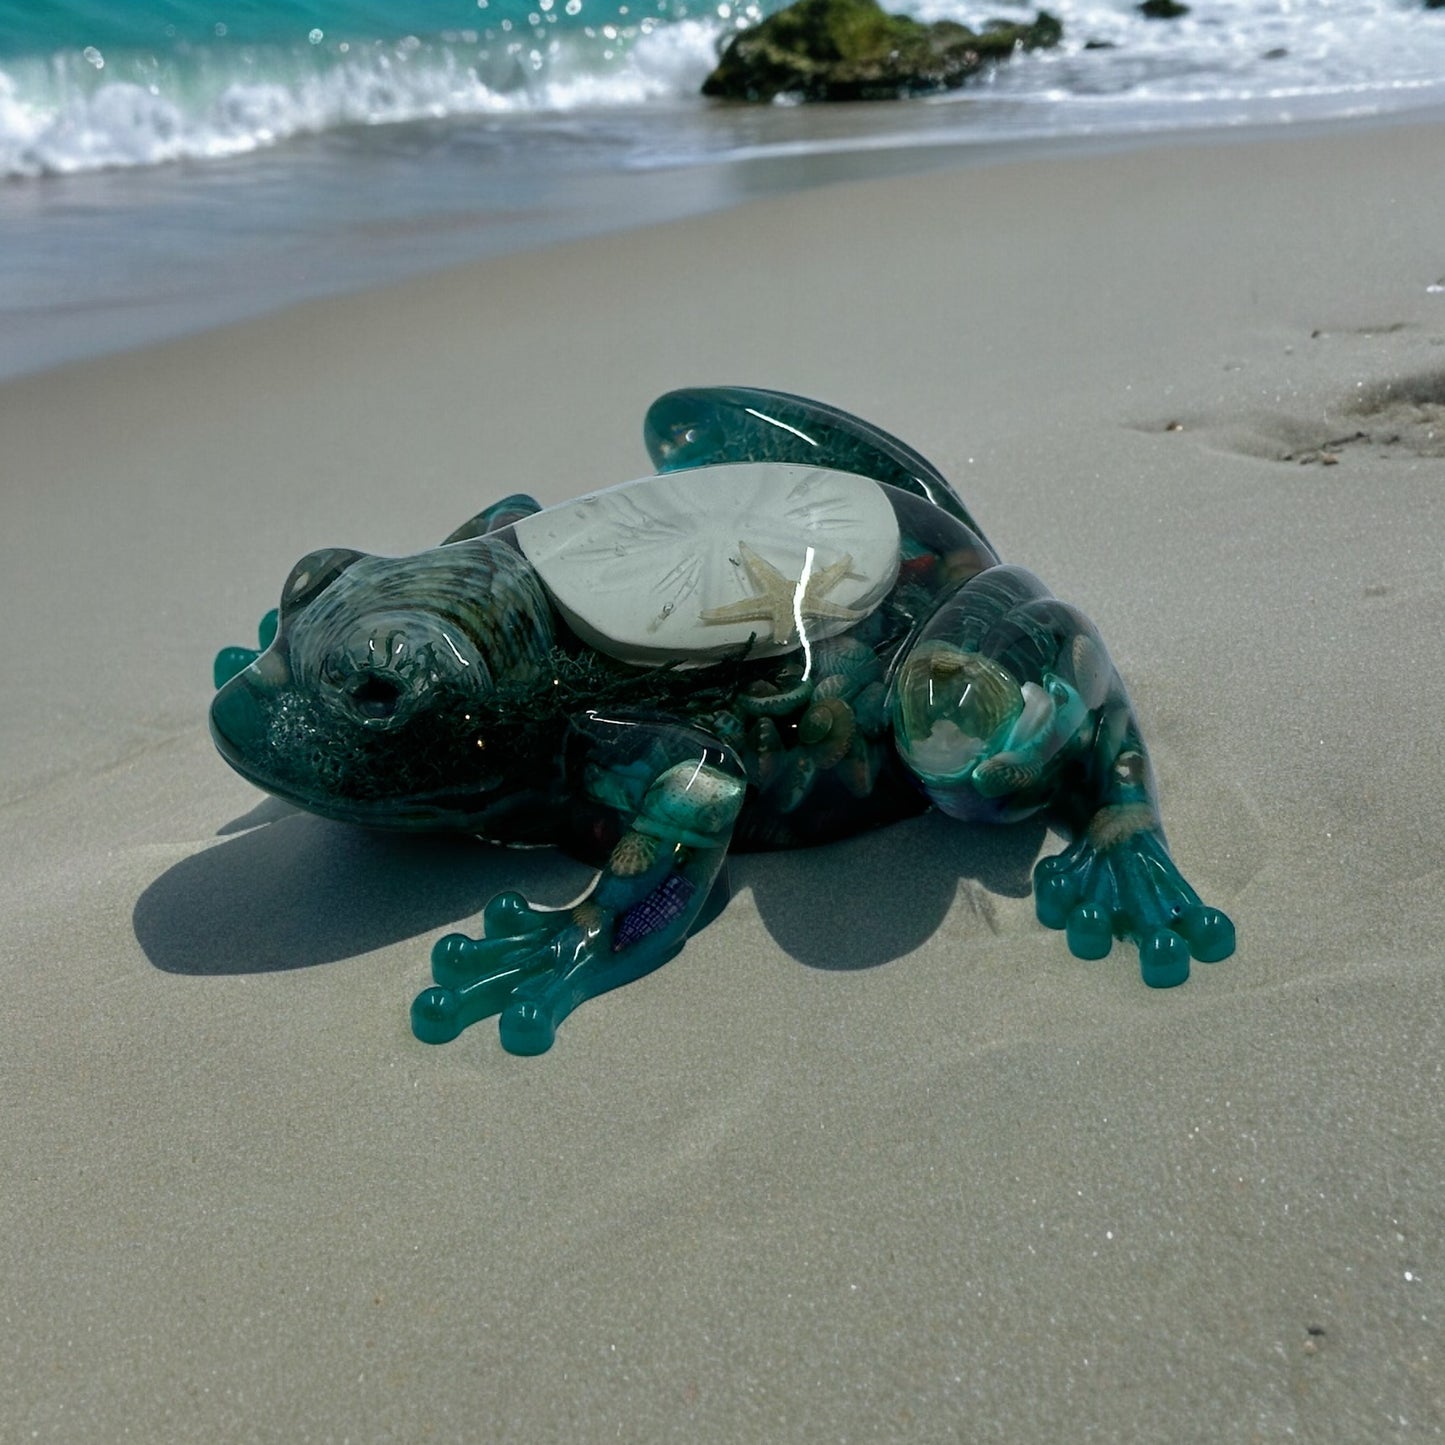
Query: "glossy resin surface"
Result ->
[[212, 387, 1234, 1054]]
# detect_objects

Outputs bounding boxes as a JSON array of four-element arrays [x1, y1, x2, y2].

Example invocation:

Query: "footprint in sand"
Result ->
[[1129, 332, 1445, 465]]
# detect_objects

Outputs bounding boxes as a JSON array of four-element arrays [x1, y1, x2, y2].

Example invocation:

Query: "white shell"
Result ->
[[513, 463, 901, 666]]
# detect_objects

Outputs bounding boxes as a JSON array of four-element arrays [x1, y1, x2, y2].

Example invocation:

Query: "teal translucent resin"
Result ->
[[211, 387, 1234, 1053]]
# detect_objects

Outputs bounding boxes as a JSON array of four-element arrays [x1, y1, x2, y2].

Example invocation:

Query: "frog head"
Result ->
[[211, 537, 555, 830]]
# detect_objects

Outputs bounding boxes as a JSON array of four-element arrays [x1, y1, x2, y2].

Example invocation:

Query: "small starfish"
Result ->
[[700, 541, 865, 643]]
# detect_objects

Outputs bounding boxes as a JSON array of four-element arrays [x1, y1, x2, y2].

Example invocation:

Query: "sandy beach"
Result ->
[[3, 115, 1443, 1441]]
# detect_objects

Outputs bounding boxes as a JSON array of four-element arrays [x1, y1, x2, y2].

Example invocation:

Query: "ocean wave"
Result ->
[[0, 21, 733, 178], [4, 0, 1445, 180]]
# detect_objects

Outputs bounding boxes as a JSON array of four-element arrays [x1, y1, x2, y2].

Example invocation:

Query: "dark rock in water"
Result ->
[[1138, 0, 1189, 16], [701, 0, 1062, 102]]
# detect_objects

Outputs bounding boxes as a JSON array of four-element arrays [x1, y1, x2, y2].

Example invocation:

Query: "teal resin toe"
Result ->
[[213, 608, 279, 688], [210, 386, 1235, 1054]]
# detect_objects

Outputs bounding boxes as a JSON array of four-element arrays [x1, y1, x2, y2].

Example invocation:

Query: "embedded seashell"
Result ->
[[776, 752, 817, 813], [640, 761, 746, 840], [609, 830, 660, 877], [1085, 801, 1158, 851], [750, 715, 783, 788], [798, 696, 855, 768], [571, 900, 608, 933], [940, 543, 993, 590], [1005, 681, 1055, 752], [710, 709, 746, 745], [894, 642, 1023, 782], [736, 676, 812, 717], [836, 733, 878, 799], [851, 681, 887, 739], [809, 636, 883, 697], [897, 551, 939, 590], [1068, 632, 1112, 712], [972, 751, 1043, 799]]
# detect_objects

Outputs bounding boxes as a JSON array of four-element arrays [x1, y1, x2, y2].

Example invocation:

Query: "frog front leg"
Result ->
[[411, 715, 746, 1055], [891, 564, 1235, 987], [213, 607, 279, 688]]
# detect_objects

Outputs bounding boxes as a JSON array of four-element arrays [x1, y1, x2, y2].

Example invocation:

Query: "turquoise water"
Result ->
[[5, 0, 1445, 176], [0, 0, 617, 55], [3, 1, 1445, 379]]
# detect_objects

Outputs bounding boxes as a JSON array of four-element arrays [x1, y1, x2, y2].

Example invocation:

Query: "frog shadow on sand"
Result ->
[[132, 804, 1041, 978]]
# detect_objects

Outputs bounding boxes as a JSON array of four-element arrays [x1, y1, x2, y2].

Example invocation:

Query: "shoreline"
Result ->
[[4, 114, 1443, 1440], [7, 93, 1445, 385]]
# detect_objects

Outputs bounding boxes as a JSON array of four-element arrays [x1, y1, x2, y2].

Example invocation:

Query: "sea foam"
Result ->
[[4, 0, 1445, 179], [0, 21, 732, 177]]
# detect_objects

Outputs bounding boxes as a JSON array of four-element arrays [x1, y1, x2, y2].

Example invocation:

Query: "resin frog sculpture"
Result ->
[[211, 387, 1234, 1055]]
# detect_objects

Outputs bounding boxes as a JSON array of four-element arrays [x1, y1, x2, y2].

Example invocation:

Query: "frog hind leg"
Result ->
[[642, 386, 991, 548], [891, 564, 1235, 988], [411, 714, 746, 1055], [441, 493, 543, 544]]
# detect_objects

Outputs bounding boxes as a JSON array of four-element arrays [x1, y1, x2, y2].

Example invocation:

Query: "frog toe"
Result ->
[[1139, 926, 1191, 988], [411, 985, 467, 1045], [1175, 903, 1236, 964], [1064, 902, 1114, 960], [213, 645, 260, 689], [499, 999, 558, 1056], [213, 610, 280, 688]]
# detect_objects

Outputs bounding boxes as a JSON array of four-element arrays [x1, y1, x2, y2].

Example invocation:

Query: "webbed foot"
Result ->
[[410, 880, 692, 1055], [214, 608, 279, 687], [414, 724, 744, 1055], [1033, 808, 1235, 987], [410, 891, 575, 1048]]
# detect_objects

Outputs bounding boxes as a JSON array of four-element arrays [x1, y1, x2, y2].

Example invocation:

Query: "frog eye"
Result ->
[[279, 547, 366, 619]]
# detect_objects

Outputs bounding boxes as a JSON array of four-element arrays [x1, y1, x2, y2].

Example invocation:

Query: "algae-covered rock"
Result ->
[[702, 0, 1062, 102]]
